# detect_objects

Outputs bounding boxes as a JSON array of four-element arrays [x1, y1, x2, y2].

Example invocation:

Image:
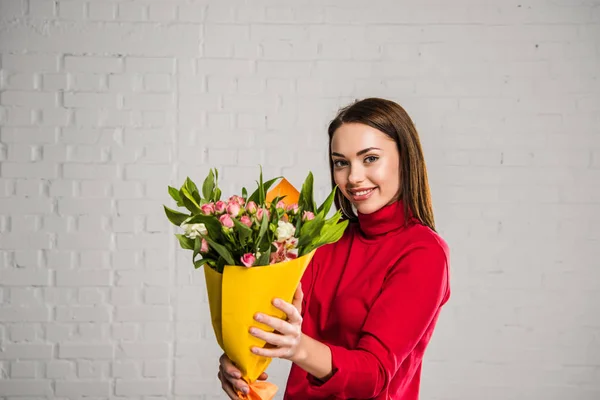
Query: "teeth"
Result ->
[[354, 188, 374, 196]]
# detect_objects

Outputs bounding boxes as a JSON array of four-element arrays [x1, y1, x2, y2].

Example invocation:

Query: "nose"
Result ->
[[347, 164, 365, 186]]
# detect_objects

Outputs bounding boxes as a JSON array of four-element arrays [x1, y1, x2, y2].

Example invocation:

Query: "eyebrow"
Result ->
[[331, 147, 382, 158]]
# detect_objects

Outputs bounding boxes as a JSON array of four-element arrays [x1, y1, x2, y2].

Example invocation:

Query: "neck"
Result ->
[[356, 200, 408, 238]]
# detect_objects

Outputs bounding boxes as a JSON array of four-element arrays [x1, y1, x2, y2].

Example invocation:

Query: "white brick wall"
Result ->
[[0, 0, 599, 399]]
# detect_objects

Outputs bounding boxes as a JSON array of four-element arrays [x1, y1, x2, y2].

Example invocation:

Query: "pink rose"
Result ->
[[240, 215, 252, 228], [246, 201, 257, 214], [241, 253, 256, 267], [219, 214, 234, 228], [302, 211, 315, 221], [200, 238, 209, 253], [229, 195, 245, 206], [226, 202, 241, 217], [200, 203, 214, 216], [286, 203, 299, 214], [214, 201, 226, 214], [276, 200, 286, 210], [256, 208, 270, 222]]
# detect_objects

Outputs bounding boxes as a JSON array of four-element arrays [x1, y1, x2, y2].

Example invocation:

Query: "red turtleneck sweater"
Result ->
[[283, 201, 450, 400]]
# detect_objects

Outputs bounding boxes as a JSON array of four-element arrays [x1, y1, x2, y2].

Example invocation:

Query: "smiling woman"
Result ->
[[218, 98, 450, 400]]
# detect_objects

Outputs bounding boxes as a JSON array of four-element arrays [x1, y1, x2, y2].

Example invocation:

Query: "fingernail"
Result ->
[[233, 372, 241, 378], [273, 298, 280, 306], [242, 387, 249, 394], [255, 313, 262, 322]]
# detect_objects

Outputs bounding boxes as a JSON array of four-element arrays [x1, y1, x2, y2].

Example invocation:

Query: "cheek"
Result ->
[[333, 170, 346, 187], [372, 160, 400, 193]]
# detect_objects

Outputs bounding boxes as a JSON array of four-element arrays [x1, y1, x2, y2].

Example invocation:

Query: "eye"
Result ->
[[332, 159, 347, 168], [364, 155, 379, 164]]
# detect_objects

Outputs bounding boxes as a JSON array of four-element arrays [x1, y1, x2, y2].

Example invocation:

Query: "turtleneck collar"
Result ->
[[356, 200, 409, 239]]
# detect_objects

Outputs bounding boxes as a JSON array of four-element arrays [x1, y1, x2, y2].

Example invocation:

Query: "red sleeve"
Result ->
[[304, 241, 450, 399]]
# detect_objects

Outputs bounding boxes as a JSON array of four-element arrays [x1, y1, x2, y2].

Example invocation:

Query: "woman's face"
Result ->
[[331, 122, 401, 215]]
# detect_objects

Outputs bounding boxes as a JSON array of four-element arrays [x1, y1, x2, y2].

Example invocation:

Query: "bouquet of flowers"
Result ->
[[163, 167, 348, 400]]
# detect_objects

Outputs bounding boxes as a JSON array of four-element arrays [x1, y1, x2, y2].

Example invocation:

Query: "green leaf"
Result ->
[[180, 186, 201, 213], [164, 206, 189, 226], [255, 247, 271, 266], [202, 169, 215, 201], [254, 208, 270, 252], [317, 185, 337, 216], [176, 234, 194, 250], [299, 172, 315, 213], [248, 176, 282, 204], [201, 235, 236, 266], [303, 219, 348, 255], [242, 187, 247, 199], [297, 213, 325, 249], [232, 218, 252, 247], [194, 258, 211, 269], [168, 186, 182, 204]]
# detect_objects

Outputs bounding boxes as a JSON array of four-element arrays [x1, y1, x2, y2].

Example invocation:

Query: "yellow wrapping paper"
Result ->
[[204, 179, 311, 399]]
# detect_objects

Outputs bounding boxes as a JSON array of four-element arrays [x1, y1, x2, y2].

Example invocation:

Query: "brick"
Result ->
[[88, 2, 116, 20], [0, 380, 52, 396], [1, 91, 57, 107], [56, 233, 111, 250], [56, 306, 110, 322], [2, 54, 59, 73], [63, 164, 118, 179], [10, 361, 37, 378], [45, 360, 75, 378], [59, 344, 114, 359], [115, 306, 171, 322], [58, 198, 113, 215], [65, 56, 122, 73], [0, 306, 50, 321], [123, 93, 175, 110], [64, 92, 117, 108], [9, 324, 38, 341], [117, 343, 169, 359], [55, 381, 110, 396], [116, 379, 169, 396], [58, 0, 85, 19], [56, 270, 112, 286], [143, 360, 169, 377], [115, 233, 169, 251], [0, 344, 53, 359], [0, 233, 51, 250]]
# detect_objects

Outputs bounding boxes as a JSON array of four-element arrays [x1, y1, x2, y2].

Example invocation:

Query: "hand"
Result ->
[[218, 353, 268, 399], [249, 284, 305, 361]]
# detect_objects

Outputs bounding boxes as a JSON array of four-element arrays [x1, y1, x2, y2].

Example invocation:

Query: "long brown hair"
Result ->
[[327, 98, 436, 231]]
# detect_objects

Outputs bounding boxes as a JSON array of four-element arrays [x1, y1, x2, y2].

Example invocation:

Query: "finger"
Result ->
[[251, 345, 289, 359], [220, 354, 242, 379], [250, 326, 293, 347], [219, 370, 241, 399], [219, 365, 249, 394], [255, 312, 295, 334], [272, 298, 302, 324], [258, 372, 269, 381]]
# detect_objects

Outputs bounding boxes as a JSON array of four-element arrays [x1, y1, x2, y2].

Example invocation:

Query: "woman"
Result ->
[[218, 98, 451, 399]]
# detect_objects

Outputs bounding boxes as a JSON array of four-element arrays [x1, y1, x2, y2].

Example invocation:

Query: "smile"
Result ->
[[348, 187, 377, 201], [351, 188, 375, 196]]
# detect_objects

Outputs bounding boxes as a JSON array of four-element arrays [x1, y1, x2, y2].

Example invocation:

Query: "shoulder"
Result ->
[[404, 222, 449, 261]]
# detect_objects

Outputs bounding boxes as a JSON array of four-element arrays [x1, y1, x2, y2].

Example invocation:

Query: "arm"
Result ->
[[297, 242, 450, 399]]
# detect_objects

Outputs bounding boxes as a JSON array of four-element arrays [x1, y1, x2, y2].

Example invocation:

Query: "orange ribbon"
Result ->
[[237, 381, 278, 400]]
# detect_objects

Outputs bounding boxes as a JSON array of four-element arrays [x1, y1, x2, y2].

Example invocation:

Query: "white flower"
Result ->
[[275, 221, 295, 242], [181, 222, 207, 239]]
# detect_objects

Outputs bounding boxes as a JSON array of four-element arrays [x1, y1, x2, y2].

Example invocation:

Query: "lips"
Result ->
[[347, 187, 377, 203], [348, 187, 376, 196]]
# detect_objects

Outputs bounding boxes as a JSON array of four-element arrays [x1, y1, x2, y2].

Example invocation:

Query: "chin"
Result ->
[[354, 202, 383, 215]]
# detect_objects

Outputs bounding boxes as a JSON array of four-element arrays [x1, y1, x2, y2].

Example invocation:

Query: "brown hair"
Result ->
[[327, 97, 436, 231]]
